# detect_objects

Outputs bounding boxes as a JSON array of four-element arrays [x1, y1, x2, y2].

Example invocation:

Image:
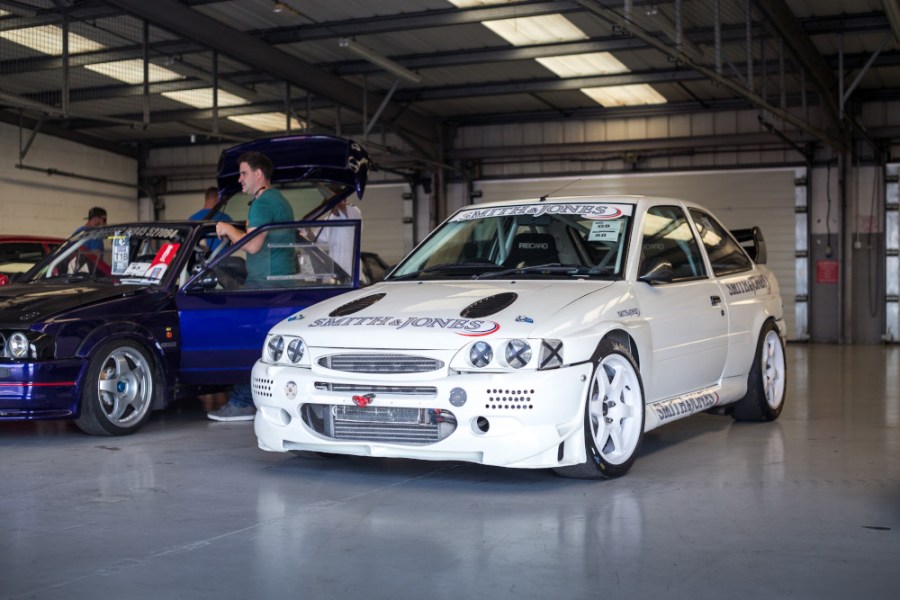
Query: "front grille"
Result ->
[[317, 353, 444, 373], [314, 382, 438, 397], [253, 376, 274, 398], [301, 403, 456, 445]]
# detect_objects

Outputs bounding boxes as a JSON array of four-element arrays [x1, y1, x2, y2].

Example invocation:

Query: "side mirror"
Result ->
[[188, 272, 219, 291], [638, 259, 674, 285]]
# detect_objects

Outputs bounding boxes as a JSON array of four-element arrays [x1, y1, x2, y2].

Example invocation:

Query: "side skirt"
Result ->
[[644, 376, 746, 432]]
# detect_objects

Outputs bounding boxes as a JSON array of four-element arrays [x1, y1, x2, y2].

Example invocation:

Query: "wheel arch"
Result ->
[[600, 328, 641, 368], [75, 324, 171, 410]]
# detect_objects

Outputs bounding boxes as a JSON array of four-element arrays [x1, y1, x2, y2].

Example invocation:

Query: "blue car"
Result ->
[[0, 135, 369, 435]]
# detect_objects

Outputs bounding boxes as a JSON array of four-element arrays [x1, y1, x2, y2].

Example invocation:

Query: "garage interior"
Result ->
[[0, 0, 897, 598]]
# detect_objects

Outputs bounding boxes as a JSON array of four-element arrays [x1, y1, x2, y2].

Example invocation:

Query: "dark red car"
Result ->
[[0, 235, 65, 285]]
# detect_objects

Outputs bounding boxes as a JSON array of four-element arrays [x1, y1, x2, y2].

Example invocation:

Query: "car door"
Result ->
[[688, 208, 762, 378], [631, 205, 729, 401], [175, 219, 361, 385]]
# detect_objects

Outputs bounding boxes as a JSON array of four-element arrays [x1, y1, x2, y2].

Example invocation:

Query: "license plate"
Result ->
[[333, 406, 422, 424]]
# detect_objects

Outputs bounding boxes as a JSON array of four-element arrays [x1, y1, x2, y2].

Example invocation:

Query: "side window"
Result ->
[[188, 221, 360, 292], [639, 206, 707, 282], [689, 210, 753, 276]]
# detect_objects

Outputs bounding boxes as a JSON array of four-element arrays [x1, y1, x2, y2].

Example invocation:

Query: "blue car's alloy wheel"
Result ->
[[75, 341, 155, 436]]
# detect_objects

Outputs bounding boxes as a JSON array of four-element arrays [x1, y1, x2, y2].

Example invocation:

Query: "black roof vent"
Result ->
[[460, 292, 518, 318], [329, 293, 386, 317]]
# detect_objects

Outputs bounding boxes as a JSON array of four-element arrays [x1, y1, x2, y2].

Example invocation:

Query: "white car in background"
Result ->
[[251, 195, 786, 479]]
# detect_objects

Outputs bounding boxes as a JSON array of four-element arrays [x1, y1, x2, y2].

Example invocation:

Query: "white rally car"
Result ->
[[251, 196, 786, 479]]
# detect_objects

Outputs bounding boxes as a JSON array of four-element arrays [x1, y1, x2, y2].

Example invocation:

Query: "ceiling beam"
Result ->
[[753, 0, 843, 133], [103, 0, 436, 149], [0, 108, 137, 156], [573, 0, 845, 149]]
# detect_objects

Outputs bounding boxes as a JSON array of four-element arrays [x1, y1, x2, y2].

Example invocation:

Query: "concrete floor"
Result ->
[[1, 344, 898, 600]]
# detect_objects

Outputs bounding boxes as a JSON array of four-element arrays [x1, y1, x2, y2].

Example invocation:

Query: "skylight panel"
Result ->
[[482, 15, 587, 46], [0, 25, 104, 55], [581, 84, 668, 107], [161, 88, 248, 108], [536, 52, 630, 78], [228, 112, 303, 132], [446, 0, 668, 109], [84, 60, 182, 85]]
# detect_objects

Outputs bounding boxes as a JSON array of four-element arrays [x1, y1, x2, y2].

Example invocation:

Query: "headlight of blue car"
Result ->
[[0, 331, 55, 360], [451, 338, 563, 372]]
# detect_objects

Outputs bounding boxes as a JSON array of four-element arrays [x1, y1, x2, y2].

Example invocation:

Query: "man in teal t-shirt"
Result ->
[[209, 150, 294, 422], [245, 188, 294, 283], [214, 151, 294, 285]]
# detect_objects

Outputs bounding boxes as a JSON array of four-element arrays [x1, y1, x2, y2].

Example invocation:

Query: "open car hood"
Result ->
[[216, 135, 369, 218]]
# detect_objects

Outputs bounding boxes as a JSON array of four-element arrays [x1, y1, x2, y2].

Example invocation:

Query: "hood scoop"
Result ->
[[329, 293, 386, 317], [460, 292, 518, 318]]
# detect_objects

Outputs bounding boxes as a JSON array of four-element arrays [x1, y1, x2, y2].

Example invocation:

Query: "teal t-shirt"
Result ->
[[246, 188, 295, 282]]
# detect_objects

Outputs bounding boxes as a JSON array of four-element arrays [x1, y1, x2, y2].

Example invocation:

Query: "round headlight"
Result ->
[[7, 332, 29, 359], [469, 341, 493, 368], [504, 339, 532, 369], [286, 338, 305, 363], [266, 335, 284, 362]]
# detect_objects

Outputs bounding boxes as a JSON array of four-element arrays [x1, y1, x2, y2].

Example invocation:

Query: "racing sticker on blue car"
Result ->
[[307, 316, 500, 336]]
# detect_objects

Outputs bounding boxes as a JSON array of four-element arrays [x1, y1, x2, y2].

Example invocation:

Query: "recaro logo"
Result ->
[[519, 242, 549, 250]]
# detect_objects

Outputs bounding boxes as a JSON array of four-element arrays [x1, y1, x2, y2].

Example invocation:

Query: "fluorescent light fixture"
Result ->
[[162, 88, 248, 108], [581, 84, 667, 107], [338, 38, 421, 83], [84, 59, 182, 85], [482, 15, 587, 46], [228, 112, 303, 132], [537, 52, 630, 78], [0, 25, 104, 55]]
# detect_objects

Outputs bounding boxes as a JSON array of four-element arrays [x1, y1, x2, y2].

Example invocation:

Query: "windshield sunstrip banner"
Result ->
[[452, 203, 634, 222]]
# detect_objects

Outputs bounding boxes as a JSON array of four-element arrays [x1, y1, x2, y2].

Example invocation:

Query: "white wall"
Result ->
[[0, 122, 138, 238]]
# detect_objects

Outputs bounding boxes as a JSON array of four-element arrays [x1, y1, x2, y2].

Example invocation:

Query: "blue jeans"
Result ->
[[228, 383, 254, 408]]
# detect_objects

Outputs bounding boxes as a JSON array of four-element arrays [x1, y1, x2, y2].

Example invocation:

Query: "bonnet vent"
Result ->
[[460, 292, 518, 318], [329, 293, 386, 317]]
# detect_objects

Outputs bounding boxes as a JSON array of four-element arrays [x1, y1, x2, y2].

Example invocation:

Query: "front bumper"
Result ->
[[251, 359, 594, 469], [0, 358, 86, 420]]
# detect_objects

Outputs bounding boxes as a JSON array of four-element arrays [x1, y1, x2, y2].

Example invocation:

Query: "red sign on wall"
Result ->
[[816, 260, 839, 284]]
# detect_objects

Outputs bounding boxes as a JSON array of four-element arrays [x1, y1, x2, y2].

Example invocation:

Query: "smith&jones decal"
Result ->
[[651, 389, 720, 423], [307, 316, 500, 336], [452, 203, 633, 222], [725, 274, 770, 296]]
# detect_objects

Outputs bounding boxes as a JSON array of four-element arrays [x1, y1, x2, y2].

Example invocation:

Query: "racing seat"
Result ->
[[503, 232, 559, 268]]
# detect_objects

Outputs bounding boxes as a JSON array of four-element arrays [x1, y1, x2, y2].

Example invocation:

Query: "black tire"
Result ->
[[555, 338, 645, 479], [75, 341, 156, 436], [731, 320, 786, 422]]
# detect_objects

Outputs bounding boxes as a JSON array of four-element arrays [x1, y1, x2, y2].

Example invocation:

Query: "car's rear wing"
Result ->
[[214, 134, 370, 220], [730, 226, 767, 264]]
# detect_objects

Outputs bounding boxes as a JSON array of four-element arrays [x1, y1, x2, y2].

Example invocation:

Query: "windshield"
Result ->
[[22, 224, 194, 286], [390, 201, 634, 281]]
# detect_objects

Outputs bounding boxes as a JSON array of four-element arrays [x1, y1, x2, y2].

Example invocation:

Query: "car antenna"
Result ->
[[539, 178, 581, 202]]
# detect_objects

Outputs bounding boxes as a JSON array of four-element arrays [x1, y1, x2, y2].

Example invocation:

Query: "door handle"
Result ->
[[710, 295, 722, 306]]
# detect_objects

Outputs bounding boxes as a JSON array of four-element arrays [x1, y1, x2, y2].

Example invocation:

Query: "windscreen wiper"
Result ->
[[390, 262, 502, 281]]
